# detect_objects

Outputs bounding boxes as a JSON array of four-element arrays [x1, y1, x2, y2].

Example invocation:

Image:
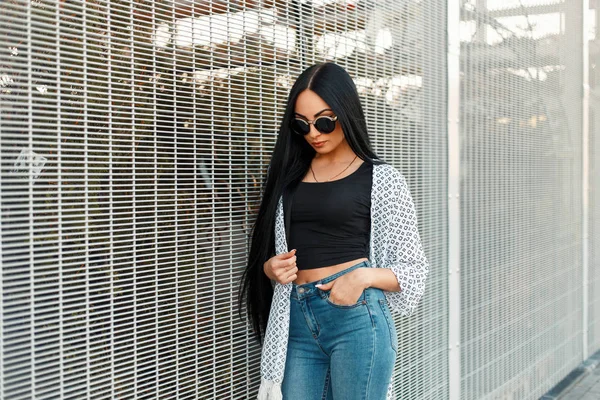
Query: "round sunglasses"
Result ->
[[290, 115, 338, 136]]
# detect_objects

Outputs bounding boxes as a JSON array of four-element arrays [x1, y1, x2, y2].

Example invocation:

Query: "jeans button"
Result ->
[[298, 287, 305, 293]]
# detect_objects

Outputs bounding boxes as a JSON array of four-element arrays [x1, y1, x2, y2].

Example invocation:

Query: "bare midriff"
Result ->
[[292, 257, 369, 285]]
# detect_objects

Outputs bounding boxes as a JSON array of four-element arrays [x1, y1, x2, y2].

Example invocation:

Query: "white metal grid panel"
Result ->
[[589, 4, 600, 366], [589, 103, 600, 357], [353, 1, 449, 399], [0, 1, 447, 399], [459, 1, 584, 399]]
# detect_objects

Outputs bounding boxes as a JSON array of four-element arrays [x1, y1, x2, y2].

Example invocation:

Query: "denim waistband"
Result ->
[[290, 259, 371, 301]]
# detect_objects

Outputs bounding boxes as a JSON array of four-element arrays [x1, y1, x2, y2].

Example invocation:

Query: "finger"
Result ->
[[280, 264, 297, 278], [282, 262, 294, 272], [278, 249, 297, 259], [284, 274, 297, 285], [281, 266, 298, 283], [281, 270, 297, 284], [316, 280, 333, 290], [275, 255, 296, 270], [275, 261, 291, 276]]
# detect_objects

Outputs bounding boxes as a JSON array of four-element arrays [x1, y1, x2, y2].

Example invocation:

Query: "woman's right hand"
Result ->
[[264, 249, 298, 285]]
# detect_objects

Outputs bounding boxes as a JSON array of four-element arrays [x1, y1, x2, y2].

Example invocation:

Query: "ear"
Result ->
[[315, 281, 333, 291]]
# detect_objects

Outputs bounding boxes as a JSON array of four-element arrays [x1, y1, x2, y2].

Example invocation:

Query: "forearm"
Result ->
[[356, 267, 401, 292]]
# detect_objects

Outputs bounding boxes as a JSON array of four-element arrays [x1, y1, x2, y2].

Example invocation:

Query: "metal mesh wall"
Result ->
[[588, 2, 600, 368], [0, 1, 447, 399], [4, 0, 597, 399], [459, 1, 584, 399], [589, 97, 600, 360]]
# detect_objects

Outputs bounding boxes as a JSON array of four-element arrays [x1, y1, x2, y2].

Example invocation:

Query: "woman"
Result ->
[[238, 62, 429, 400]]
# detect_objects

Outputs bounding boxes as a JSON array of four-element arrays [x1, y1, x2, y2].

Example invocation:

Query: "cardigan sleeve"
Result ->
[[383, 170, 429, 317]]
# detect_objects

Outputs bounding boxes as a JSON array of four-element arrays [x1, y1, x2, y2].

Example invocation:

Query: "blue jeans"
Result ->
[[281, 260, 397, 400]]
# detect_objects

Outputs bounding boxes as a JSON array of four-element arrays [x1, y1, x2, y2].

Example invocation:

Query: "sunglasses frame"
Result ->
[[290, 115, 339, 136]]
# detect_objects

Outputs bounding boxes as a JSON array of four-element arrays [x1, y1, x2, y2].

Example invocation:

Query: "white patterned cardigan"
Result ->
[[257, 162, 429, 400]]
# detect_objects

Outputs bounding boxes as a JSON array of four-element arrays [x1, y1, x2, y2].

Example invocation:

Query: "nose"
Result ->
[[308, 124, 321, 139]]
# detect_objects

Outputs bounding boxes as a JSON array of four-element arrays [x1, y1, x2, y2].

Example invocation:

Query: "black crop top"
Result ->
[[288, 161, 373, 270]]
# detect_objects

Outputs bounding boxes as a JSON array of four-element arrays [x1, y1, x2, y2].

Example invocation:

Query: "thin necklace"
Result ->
[[310, 154, 358, 182]]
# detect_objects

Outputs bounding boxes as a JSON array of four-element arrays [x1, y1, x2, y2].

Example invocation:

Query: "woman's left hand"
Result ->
[[316, 269, 369, 306]]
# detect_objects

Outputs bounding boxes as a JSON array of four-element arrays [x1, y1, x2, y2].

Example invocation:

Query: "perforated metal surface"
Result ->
[[0, 0, 596, 399], [460, 1, 585, 399], [0, 1, 446, 399]]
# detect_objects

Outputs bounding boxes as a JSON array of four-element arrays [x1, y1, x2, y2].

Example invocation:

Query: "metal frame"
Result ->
[[448, 0, 461, 399], [583, 0, 590, 360]]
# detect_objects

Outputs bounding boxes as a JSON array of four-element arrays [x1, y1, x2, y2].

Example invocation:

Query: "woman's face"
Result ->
[[293, 89, 345, 154]]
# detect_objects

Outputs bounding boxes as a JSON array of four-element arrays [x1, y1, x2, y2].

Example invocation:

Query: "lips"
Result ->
[[313, 141, 326, 145]]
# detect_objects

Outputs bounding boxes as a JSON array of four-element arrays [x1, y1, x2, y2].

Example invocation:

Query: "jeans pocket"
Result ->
[[378, 298, 398, 354], [324, 289, 366, 309]]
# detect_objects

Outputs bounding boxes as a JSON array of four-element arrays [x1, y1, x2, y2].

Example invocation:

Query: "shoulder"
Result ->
[[373, 162, 407, 187]]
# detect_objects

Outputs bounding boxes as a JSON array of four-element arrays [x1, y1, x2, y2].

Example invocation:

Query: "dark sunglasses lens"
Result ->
[[315, 117, 336, 133], [291, 119, 310, 135]]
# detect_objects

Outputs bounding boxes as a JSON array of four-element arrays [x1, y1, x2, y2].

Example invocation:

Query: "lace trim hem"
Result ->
[[257, 377, 283, 400]]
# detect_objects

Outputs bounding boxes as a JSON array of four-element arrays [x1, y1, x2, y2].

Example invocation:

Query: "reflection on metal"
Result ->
[[11, 148, 47, 180]]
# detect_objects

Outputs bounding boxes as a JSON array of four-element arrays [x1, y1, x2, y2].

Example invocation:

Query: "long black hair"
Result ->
[[237, 61, 387, 346]]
